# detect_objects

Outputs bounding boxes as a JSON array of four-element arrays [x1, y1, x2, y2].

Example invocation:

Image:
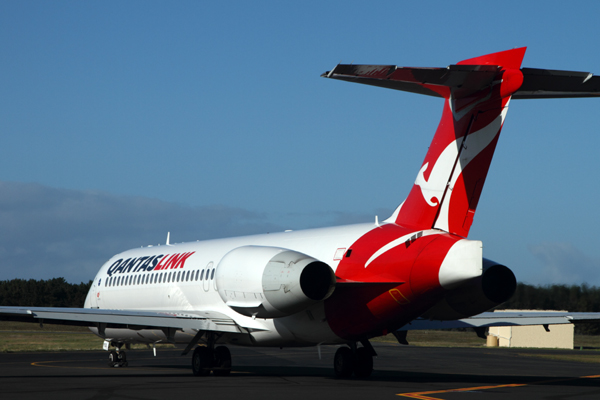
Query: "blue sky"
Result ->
[[1, 1, 599, 285]]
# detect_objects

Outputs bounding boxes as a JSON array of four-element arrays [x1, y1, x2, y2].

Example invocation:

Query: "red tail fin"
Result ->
[[396, 48, 526, 236], [324, 48, 527, 237]]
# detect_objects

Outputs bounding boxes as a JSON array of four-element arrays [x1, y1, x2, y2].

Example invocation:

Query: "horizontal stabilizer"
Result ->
[[323, 63, 600, 100], [514, 68, 600, 99], [322, 64, 499, 99]]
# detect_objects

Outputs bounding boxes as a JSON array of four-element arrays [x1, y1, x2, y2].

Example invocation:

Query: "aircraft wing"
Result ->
[[399, 311, 600, 330], [0, 306, 256, 334]]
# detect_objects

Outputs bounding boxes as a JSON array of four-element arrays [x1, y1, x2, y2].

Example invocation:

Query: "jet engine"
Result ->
[[421, 258, 517, 320], [215, 246, 336, 318]]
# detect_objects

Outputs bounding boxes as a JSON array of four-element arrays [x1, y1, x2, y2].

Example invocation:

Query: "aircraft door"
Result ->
[[90, 279, 100, 308], [203, 262, 213, 292]]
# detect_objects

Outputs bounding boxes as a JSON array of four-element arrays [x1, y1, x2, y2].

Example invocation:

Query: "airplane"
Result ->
[[2, 47, 600, 378]]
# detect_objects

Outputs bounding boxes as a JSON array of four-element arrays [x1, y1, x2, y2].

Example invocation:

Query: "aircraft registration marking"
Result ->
[[396, 374, 600, 399]]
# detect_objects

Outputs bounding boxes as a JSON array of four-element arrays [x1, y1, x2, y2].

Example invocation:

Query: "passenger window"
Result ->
[[177, 271, 181, 282], [211, 269, 215, 280], [200, 270, 204, 280], [195, 270, 199, 281]]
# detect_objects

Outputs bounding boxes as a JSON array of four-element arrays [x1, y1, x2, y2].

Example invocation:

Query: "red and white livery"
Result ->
[[2, 48, 600, 378]]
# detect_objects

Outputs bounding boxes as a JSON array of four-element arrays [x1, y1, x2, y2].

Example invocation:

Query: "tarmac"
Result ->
[[1, 343, 600, 399]]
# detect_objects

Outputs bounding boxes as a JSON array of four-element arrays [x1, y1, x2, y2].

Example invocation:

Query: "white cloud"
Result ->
[[528, 242, 600, 285], [0, 181, 393, 284], [0, 181, 282, 283]]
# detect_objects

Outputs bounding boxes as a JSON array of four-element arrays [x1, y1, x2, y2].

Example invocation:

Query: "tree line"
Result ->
[[0, 278, 92, 308], [497, 283, 600, 334], [499, 283, 600, 312]]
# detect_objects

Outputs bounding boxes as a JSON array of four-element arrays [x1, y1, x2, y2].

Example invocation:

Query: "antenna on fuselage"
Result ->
[[166, 232, 171, 246]]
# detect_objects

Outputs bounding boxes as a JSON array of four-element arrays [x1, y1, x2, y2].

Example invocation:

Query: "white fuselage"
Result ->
[[85, 223, 375, 347]]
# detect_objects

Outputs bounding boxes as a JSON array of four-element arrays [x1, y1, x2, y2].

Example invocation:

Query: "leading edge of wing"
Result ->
[[0, 306, 262, 333], [399, 311, 600, 330]]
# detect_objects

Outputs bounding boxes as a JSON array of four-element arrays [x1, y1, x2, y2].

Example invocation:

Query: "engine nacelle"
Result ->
[[421, 258, 517, 320], [216, 246, 336, 318]]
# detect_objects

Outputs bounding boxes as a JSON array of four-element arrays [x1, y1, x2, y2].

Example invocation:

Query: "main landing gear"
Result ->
[[188, 332, 231, 376], [333, 341, 376, 378], [191, 345, 232, 376]]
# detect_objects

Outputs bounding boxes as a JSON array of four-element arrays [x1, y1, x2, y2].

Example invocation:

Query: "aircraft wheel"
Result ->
[[353, 347, 373, 378], [333, 346, 354, 378], [108, 350, 119, 367], [192, 346, 212, 376], [212, 346, 232, 376], [118, 350, 128, 367]]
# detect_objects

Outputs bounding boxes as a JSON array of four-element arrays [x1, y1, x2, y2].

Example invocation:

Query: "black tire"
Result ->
[[118, 350, 128, 367], [353, 347, 373, 378], [212, 346, 232, 376], [192, 346, 212, 376], [333, 346, 354, 378], [108, 350, 118, 367]]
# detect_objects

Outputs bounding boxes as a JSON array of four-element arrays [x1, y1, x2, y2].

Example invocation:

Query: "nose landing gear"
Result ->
[[107, 345, 128, 368]]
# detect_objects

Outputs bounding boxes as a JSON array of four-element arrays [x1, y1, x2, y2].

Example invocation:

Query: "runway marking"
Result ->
[[396, 374, 600, 399]]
